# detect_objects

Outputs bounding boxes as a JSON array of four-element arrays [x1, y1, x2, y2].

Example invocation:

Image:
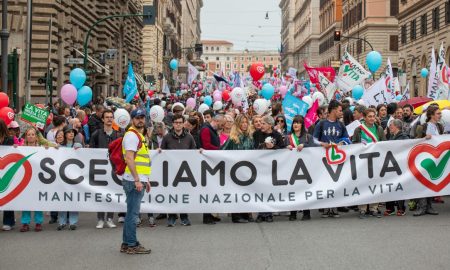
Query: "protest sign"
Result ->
[[20, 103, 50, 129], [282, 92, 309, 131], [335, 51, 371, 92]]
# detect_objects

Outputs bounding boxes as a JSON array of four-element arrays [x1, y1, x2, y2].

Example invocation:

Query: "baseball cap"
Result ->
[[8, 121, 19, 129], [130, 109, 146, 119]]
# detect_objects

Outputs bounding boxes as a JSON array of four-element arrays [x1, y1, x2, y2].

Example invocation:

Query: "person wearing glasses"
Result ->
[[159, 114, 197, 227], [274, 115, 288, 139]]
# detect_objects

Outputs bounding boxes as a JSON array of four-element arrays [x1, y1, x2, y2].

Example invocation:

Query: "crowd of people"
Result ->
[[1, 90, 448, 235]]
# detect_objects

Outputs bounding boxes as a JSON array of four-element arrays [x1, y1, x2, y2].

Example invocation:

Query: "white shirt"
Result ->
[[426, 122, 440, 136], [122, 131, 150, 182]]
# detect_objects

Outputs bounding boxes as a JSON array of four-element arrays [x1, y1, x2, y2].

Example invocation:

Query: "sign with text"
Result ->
[[20, 103, 50, 129], [1, 136, 450, 212]]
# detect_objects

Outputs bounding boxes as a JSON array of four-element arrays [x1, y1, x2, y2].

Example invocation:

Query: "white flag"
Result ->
[[362, 76, 388, 106], [188, 63, 199, 86], [335, 51, 371, 92], [427, 46, 439, 99], [288, 67, 297, 79], [162, 77, 170, 94], [436, 43, 449, 100], [401, 81, 410, 101], [385, 58, 396, 101], [318, 72, 337, 102]]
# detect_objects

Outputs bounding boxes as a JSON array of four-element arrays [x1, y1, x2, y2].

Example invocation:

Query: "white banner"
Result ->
[[188, 62, 199, 86], [427, 46, 439, 100], [318, 72, 337, 102], [385, 58, 396, 102], [361, 76, 389, 106], [437, 43, 449, 100], [336, 51, 371, 92], [1, 136, 450, 213]]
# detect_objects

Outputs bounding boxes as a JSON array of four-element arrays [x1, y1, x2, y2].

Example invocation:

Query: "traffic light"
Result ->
[[195, 43, 203, 54], [334, 30, 341, 41]]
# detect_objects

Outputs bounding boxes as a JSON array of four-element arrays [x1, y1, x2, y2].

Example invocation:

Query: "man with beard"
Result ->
[[401, 104, 416, 136]]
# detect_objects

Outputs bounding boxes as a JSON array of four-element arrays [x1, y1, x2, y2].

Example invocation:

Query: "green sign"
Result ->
[[21, 103, 49, 129]]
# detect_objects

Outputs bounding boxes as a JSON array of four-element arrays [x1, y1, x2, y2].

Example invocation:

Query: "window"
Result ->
[[216, 57, 219, 61], [234, 64, 237, 69], [421, 14, 427, 36], [226, 64, 230, 69], [357, 39, 362, 54], [205, 46, 208, 51], [410, 19, 416, 40], [271, 57, 274, 61], [401, 25, 407, 44], [216, 47, 219, 51], [432, 7, 439, 30], [226, 57, 230, 61], [205, 57, 209, 60], [446, 1, 450, 24], [216, 64, 220, 69], [241, 57, 244, 61], [263, 57, 266, 61], [389, 35, 398, 51], [241, 64, 244, 68], [247, 57, 251, 61], [390, 0, 399, 16], [211, 47, 214, 51], [256, 57, 259, 61]]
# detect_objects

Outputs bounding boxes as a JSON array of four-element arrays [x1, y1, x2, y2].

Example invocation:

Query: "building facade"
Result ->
[[2, 0, 144, 108], [279, 0, 296, 72], [318, 0, 342, 67], [200, 40, 280, 77], [340, 0, 399, 77], [398, 0, 450, 97], [293, 0, 321, 77]]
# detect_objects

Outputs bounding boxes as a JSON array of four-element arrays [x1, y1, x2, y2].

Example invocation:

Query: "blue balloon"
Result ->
[[366, 51, 382, 73], [77, 86, 92, 106], [204, 95, 213, 106], [169, 59, 178, 70], [395, 95, 403, 101], [304, 81, 311, 90], [420, 68, 429, 78], [335, 93, 342, 100], [70, 68, 86, 89], [350, 105, 355, 112], [261, 84, 275, 100], [352, 85, 364, 100]]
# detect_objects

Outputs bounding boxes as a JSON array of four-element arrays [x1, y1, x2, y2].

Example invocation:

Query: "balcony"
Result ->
[[163, 9, 178, 37]]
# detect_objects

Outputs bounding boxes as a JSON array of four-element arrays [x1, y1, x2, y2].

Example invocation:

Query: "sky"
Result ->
[[200, 0, 281, 51]]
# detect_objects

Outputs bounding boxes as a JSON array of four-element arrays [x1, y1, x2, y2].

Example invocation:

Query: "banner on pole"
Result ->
[[361, 76, 389, 106], [335, 51, 371, 92], [20, 103, 50, 129]]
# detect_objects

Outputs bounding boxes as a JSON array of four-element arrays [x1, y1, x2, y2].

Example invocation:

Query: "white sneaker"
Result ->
[[2, 225, 12, 231], [96, 220, 104, 229], [106, 218, 116, 228], [149, 217, 156, 227], [118, 217, 125, 223]]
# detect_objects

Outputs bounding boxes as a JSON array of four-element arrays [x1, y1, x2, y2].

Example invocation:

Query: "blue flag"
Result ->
[[123, 62, 137, 103], [282, 92, 309, 132]]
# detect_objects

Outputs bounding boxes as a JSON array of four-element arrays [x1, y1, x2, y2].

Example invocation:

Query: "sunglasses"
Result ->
[[277, 120, 284, 123]]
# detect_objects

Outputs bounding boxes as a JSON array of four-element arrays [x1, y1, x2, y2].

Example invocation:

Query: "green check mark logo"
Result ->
[[0, 153, 35, 193], [420, 151, 450, 181], [331, 146, 341, 161]]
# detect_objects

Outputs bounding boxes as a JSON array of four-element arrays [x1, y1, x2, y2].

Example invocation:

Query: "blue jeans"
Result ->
[[58, 212, 79, 225], [21, 211, 44, 225], [122, 180, 144, 247]]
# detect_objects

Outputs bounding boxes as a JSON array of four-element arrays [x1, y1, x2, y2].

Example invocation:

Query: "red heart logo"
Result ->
[[408, 142, 450, 192], [325, 144, 347, 165], [0, 154, 33, 206]]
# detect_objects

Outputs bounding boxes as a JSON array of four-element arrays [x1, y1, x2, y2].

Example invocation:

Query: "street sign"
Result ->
[[143, 5, 156, 25], [65, 58, 84, 65], [331, 61, 340, 68]]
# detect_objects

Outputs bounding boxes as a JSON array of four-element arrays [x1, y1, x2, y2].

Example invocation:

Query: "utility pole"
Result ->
[[25, 0, 33, 103], [1, 0, 9, 93]]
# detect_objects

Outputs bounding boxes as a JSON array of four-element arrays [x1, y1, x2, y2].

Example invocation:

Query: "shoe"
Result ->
[[213, 216, 221, 222], [255, 216, 264, 223], [426, 208, 439, 215], [301, 215, 311, 221], [396, 210, 406, 216], [321, 211, 329, 218], [118, 216, 125, 223], [408, 201, 417, 211], [329, 210, 340, 218], [49, 217, 58, 224], [202, 218, 216, 225], [20, 224, 30, 232], [126, 245, 151, 255], [167, 217, 176, 227], [266, 216, 274, 223], [232, 218, 249, 223], [120, 243, 128, 253], [155, 214, 167, 220], [337, 207, 349, 213], [370, 211, 382, 218], [106, 218, 117, 228], [433, 197, 444, 203], [2, 225, 13, 231], [413, 208, 426, 216], [148, 217, 156, 227], [96, 220, 104, 229], [35, 224, 42, 232], [69, 224, 77, 230], [359, 211, 367, 219], [136, 218, 142, 227], [384, 210, 395, 216], [289, 215, 297, 221], [180, 218, 191, 226], [57, 224, 66, 231]]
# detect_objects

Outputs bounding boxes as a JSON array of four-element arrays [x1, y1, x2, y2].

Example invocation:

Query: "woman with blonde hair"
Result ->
[[221, 114, 255, 223]]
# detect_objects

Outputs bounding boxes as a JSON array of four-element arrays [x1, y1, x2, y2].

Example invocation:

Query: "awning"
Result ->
[[73, 48, 111, 75]]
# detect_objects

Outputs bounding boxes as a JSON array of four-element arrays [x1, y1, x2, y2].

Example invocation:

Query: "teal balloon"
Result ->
[[366, 51, 382, 73], [350, 106, 355, 112], [261, 84, 275, 100], [169, 59, 178, 70], [395, 95, 403, 101], [420, 68, 429, 78], [352, 85, 364, 100], [77, 86, 92, 106], [228, 82, 234, 87], [70, 68, 86, 89], [204, 95, 213, 106]]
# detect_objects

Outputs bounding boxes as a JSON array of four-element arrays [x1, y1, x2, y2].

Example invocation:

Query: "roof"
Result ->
[[201, 40, 233, 45]]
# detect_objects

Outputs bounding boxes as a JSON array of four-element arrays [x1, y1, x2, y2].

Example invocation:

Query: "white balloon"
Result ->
[[441, 109, 450, 124], [231, 87, 244, 105], [253, 98, 269, 115], [150, 105, 165, 123], [302, 96, 313, 109], [345, 97, 354, 105], [114, 108, 130, 129], [213, 101, 223, 111], [357, 99, 366, 106], [198, 103, 209, 114], [181, 89, 188, 95], [312, 92, 325, 106], [420, 113, 427, 124], [160, 101, 166, 108]]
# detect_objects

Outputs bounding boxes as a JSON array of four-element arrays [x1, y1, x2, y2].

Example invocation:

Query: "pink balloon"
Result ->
[[198, 84, 203, 91], [213, 92, 222, 102], [186, 97, 196, 109], [279, 86, 288, 97], [60, 84, 78, 105]]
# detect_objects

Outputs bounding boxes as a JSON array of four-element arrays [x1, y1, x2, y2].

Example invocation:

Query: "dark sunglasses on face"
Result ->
[[277, 120, 284, 123]]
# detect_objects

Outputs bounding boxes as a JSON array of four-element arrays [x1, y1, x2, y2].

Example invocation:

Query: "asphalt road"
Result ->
[[2, 202, 450, 270]]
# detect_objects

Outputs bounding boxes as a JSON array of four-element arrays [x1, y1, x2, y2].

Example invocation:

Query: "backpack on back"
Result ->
[[108, 129, 142, 176]]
